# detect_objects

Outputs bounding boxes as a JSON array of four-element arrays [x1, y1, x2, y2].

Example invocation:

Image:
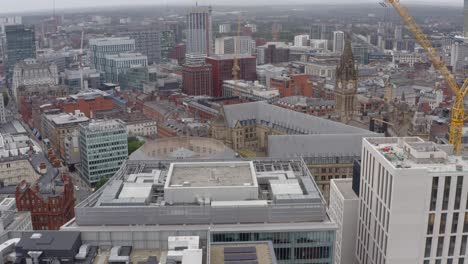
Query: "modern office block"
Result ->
[[329, 179, 359, 264], [89, 37, 135, 74], [79, 119, 128, 184], [357, 137, 468, 264], [4, 24, 35, 82]]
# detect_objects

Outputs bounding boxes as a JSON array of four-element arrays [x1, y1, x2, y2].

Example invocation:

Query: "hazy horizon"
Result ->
[[0, 0, 463, 15]]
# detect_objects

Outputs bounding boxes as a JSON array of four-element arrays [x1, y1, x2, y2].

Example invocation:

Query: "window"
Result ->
[[461, 236, 467, 256], [436, 236, 444, 257], [440, 213, 447, 234], [464, 213, 468, 233], [454, 176, 463, 210], [424, 237, 432, 258], [443, 177, 451, 210], [449, 236, 456, 256], [452, 213, 459, 233], [430, 177, 439, 211], [427, 213, 435, 234]]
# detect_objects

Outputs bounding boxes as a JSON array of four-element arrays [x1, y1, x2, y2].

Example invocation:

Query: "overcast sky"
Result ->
[[0, 0, 462, 14]]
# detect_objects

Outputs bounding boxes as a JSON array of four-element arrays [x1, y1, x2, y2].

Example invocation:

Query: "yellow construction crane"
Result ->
[[232, 16, 241, 96], [386, 0, 468, 154]]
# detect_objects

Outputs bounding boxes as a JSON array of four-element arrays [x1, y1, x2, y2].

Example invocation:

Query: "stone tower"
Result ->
[[335, 37, 358, 123]]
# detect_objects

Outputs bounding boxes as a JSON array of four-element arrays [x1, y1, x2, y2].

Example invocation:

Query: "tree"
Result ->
[[128, 137, 145, 155], [95, 177, 109, 190], [2, 91, 8, 107]]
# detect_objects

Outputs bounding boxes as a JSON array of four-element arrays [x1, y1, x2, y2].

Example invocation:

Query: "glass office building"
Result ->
[[5, 24, 36, 82]]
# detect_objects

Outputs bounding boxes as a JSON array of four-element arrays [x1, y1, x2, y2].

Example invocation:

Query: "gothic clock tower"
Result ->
[[335, 37, 358, 123]]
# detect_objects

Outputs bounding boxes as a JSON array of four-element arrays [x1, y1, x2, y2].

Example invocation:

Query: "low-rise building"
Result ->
[[256, 64, 288, 88], [66, 159, 337, 264], [41, 110, 89, 161], [12, 59, 59, 102], [222, 80, 280, 102], [0, 156, 39, 187], [56, 89, 114, 118], [17, 84, 69, 123], [270, 74, 314, 98], [275, 96, 335, 117], [15, 173, 75, 230]]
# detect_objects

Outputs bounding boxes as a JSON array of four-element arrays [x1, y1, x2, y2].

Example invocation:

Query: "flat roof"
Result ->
[[332, 179, 358, 200], [365, 137, 468, 172], [210, 242, 276, 264], [168, 162, 255, 187]]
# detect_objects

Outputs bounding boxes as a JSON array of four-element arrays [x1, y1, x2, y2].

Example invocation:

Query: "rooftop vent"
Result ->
[[30, 233, 42, 240]]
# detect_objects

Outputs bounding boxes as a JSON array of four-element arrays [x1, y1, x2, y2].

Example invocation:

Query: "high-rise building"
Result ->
[[310, 24, 322, 39], [103, 53, 148, 83], [4, 24, 36, 82], [206, 54, 257, 97], [118, 28, 161, 64], [89, 37, 135, 74], [257, 43, 290, 65], [160, 30, 175, 62], [79, 119, 128, 185], [352, 44, 369, 65], [214, 36, 255, 55], [219, 23, 231, 33], [329, 179, 359, 264], [394, 25, 403, 40], [294, 34, 310, 47], [0, 93, 6, 124], [182, 64, 213, 96], [357, 137, 468, 264], [465, 0, 468, 38], [333, 31, 345, 54], [0, 16, 22, 35], [335, 38, 357, 123], [186, 6, 213, 56]]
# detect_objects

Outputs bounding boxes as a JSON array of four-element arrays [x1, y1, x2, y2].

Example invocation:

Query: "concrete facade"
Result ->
[[329, 179, 359, 264]]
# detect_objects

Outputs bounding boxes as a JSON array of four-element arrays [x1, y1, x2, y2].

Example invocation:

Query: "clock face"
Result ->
[[338, 82, 342, 89], [347, 82, 355, 90]]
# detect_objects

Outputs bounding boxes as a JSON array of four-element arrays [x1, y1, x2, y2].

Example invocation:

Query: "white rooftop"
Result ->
[[167, 161, 256, 187], [366, 137, 468, 173]]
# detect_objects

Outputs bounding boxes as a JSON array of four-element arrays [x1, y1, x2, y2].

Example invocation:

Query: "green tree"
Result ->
[[128, 137, 145, 155], [2, 92, 8, 107], [95, 177, 109, 190]]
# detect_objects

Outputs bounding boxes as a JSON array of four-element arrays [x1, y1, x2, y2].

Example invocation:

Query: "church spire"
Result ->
[[336, 36, 357, 82]]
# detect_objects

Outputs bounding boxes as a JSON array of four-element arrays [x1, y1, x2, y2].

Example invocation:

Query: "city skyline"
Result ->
[[0, 0, 463, 14]]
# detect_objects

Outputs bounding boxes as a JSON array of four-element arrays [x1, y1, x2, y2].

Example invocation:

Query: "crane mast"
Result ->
[[386, 0, 468, 154]]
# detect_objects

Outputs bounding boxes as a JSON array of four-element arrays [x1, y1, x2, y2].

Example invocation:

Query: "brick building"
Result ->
[[57, 89, 114, 118], [18, 84, 69, 124], [270, 74, 314, 98], [15, 173, 75, 230], [171, 43, 186, 64], [182, 64, 213, 96], [205, 54, 257, 97]]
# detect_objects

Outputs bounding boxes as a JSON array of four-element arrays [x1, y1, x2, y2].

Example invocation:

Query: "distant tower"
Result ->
[[186, 5, 213, 56], [335, 37, 358, 123], [333, 31, 345, 53], [465, 0, 468, 39]]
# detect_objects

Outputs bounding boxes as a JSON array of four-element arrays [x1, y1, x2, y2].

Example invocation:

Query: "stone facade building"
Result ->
[[211, 101, 378, 201]]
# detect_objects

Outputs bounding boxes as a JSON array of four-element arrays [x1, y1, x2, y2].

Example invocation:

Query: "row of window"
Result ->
[[424, 235, 467, 258]]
